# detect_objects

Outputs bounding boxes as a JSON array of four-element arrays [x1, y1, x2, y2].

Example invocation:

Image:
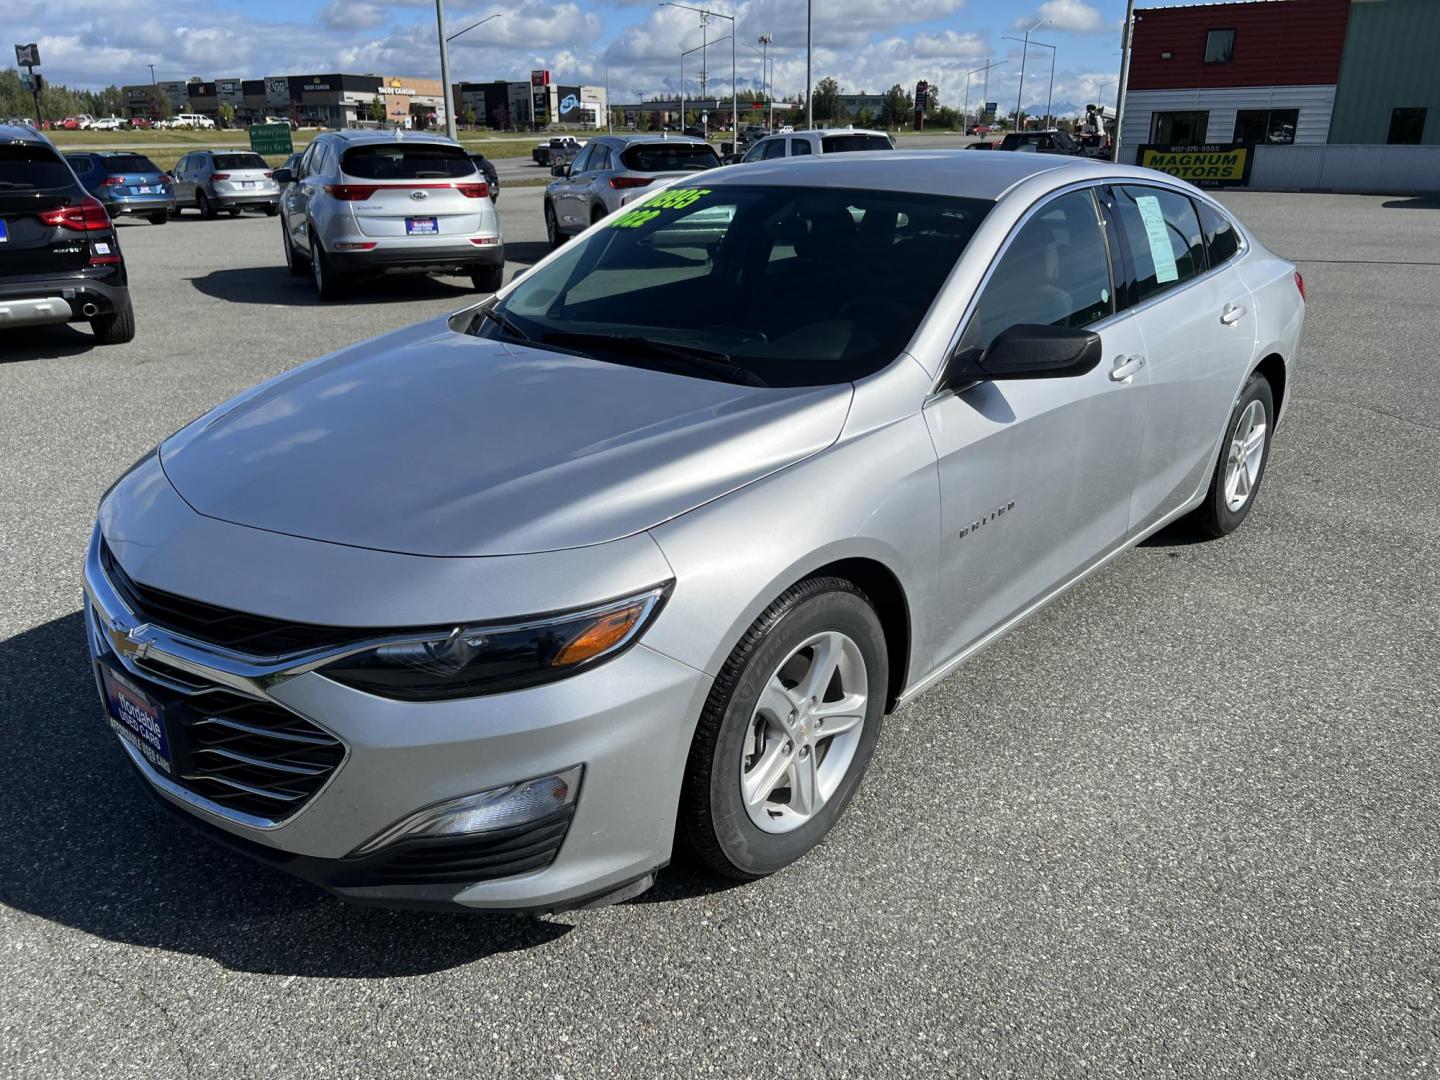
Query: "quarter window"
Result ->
[[1111, 185, 1206, 304], [1194, 200, 1240, 268], [964, 189, 1114, 350], [1204, 28, 1235, 63]]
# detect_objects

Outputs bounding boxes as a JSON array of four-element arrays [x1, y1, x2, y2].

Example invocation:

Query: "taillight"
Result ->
[[324, 184, 377, 200], [456, 182, 489, 198], [210, 172, 231, 181], [99, 176, 124, 187], [264, 171, 274, 178], [609, 176, 655, 190], [1294, 270, 1306, 303], [38, 196, 111, 232]]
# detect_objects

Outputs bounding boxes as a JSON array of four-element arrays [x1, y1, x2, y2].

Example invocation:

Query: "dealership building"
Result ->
[[120, 73, 448, 129], [1120, 0, 1439, 162], [455, 72, 608, 130]]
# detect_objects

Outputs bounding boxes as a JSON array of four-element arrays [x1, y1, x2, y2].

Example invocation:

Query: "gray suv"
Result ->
[[544, 134, 720, 246], [170, 150, 280, 217], [274, 130, 504, 299]]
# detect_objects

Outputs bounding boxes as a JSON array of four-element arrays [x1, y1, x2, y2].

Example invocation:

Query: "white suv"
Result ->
[[740, 126, 893, 162]]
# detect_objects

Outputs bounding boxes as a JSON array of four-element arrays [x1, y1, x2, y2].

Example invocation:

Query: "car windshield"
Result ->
[[487, 184, 990, 387], [821, 134, 893, 153], [212, 153, 267, 170], [0, 144, 74, 190], [619, 143, 721, 173], [103, 154, 161, 173], [341, 143, 474, 179]]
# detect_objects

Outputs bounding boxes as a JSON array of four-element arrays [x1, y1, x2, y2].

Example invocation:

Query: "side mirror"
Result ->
[[946, 324, 1102, 387], [551, 163, 569, 177], [272, 167, 293, 184]]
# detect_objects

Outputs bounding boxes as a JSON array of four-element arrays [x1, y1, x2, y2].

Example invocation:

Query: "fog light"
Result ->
[[350, 765, 582, 856]]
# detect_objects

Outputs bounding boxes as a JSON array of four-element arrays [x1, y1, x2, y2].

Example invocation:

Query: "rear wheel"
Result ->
[[1189, 371, 1275, 537], [90, 299, 136, 345], [226, 207, 241, 217], [471, 264, 504, 293], [147, 213, 168, 225], [680, 577, 888, 880], [311, 239, 344, 301], [590, 204, 606, 227], [544, 201, 564, 249], [197, 191, 216, 219], [264, 204, 279, 217]]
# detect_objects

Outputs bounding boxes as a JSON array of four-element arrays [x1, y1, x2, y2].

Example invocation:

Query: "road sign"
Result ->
[[15, 43, 40, 67], [249, 123, 293, 156], [985, 101, 998, 114]]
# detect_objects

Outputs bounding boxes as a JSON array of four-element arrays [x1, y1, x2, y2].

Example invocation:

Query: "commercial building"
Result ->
[[836, 93, 887, 121], [455, 72, 608, 130], [119, 73, 447, 129], [1121, 0, 1438, 161]]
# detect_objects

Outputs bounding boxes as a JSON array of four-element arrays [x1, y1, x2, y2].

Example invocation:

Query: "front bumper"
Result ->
[[83, 521, 710, 913]]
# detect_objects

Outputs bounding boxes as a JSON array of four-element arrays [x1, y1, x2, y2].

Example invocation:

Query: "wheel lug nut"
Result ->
[[784, 741, 793, 754], [798, 746, 809, 759]]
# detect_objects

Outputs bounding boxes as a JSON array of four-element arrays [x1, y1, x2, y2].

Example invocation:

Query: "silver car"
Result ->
[[274, 130, 503, 299], [170, 150, 280, 218], [740, 126, 894, 162], [543, 133, 720, 247], [86, 152, 1305, 913]]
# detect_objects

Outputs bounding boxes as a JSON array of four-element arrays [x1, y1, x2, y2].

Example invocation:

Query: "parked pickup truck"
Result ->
[[968, 129, 1086, 154], [533, 137, 584, 167]]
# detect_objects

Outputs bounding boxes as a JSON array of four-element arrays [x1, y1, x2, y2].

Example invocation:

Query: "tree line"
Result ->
[[1, 68, 125, 120]]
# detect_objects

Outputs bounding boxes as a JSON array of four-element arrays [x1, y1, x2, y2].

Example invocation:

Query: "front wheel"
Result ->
[[544, 201, 564, 250], [282, 223, 308, 277], [680, 577, 888, 880], [197, 191, 216, 219], [264, 204, 279, 217], [1189, 371, 1276, 537]]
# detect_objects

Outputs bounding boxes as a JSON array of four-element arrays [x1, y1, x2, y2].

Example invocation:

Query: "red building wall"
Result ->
[[1129, 0, 1351, 90]]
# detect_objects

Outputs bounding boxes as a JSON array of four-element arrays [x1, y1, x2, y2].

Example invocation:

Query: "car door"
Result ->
[[922, 186, 1151, 667], [1103, 183, 1257, 534], [284, 143, 317, 253], [171, 154, 192, 202], [293, 141, 330, 254], [553, 144, 594, 230]]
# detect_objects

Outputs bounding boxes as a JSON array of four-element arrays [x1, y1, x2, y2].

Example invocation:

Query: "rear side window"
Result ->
[[965, 189, 1113, 349], [0, 144, 77, 191], [790, 139, 812, 156], [341, 144, 474, 180], [65, 154, 96, 175], [1111, 185, 1206, 304], [212, 153, 268, 171], [1194, 200, 1240, 267], [822, 134, 893, 153], [761, 139, 787, 160], [103, 155, 161, 173], [618, 143, 720, 173]]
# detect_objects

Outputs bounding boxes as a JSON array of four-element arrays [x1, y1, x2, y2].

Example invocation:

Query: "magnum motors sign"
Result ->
[[1137, 143, 1253, 188]]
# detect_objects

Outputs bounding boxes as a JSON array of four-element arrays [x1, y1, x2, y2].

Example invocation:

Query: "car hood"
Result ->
[[159, 316, 852, 557]]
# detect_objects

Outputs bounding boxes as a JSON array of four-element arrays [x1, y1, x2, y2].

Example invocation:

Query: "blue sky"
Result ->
[[12, 0, 1160, 117]]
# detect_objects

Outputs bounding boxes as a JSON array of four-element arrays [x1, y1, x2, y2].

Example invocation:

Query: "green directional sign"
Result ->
[[249, 123, 293, 156]]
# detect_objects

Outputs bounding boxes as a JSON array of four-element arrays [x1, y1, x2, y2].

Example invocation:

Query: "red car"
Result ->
[[60, 117, 82, 130], [130, 117, 153, 129]]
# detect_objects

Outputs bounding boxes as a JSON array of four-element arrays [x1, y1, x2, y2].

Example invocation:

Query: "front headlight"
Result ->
[[320, 584, 672, 701]]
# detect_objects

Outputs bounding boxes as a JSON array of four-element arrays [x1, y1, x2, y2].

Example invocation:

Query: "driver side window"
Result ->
[[761, 138, 788, 160], [963, 188, 1115, 350], [569, 145, 595, 174]]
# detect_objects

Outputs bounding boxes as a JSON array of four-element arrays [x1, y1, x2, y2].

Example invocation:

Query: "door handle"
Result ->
[[1109, 355, 1145, 382], [1220, 303, 1247, 325]]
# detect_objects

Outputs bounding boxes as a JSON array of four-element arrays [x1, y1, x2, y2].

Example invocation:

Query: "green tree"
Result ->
[[371, 92, 386, 126], [854, 105, 873, 128], [218, 102, 235, 128], [811, 77, 841, 127], [880, 84, 910, 130]]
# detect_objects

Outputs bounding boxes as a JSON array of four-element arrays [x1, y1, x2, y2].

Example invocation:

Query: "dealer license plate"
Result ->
[[406, 217, 439, 235], [100, 666, 172, 775]]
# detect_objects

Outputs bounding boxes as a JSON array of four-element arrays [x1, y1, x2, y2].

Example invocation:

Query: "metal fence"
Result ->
[[1249, 143, 1440, 195]]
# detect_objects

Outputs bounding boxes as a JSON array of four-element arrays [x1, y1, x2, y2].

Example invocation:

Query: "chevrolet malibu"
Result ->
[[85, 152, 1305, 913]]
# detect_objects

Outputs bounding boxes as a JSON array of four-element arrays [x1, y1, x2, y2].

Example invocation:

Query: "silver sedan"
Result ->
[[86, 151, 1304, 913]]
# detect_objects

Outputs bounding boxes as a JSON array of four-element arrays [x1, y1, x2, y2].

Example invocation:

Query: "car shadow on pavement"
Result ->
[[1380, 197, 1440, 210], [188, 267, 480, 308], [0, 324, 104, 363], [0, 611, 573, 977]]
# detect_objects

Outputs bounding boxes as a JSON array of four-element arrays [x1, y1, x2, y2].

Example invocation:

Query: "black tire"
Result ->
[[282, 224, 308, 276], [1190, 371, 1276, 538], [147, 212, 168, 225], [471, 264, 504, 293], [264, 204, 279, 217], [544, 201, 565, 249], [590, 204, 606, 227], [90, 299, 136, 345], [227, 207, 241, 217], [680, 577, 888, 880], [197, 191, 216, 219], [311, 239, 344, 301]]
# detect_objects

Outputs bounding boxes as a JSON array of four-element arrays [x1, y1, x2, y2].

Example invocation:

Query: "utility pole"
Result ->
[[758, 34, 774, 129], [662, 3, 739, 144], [805, 0, 813, 129], [1113, 0, 1138, 162], [435, 0, 457, 139], [963, 59, 1006, 130], [1007, 18, 1047, 131]]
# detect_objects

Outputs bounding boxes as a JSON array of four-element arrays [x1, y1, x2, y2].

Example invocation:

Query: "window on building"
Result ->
[[1150, 111, 1210, 145], [1204, 28, 1235, 64], [1387, 107, 1427, 145], [1233, 109, 1298, 145]]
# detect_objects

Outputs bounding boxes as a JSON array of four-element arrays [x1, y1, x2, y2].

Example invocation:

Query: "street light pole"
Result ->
[[680, 36, 731, 131], [805, 0, 812, 129], [1007, 18, 1046, 130], [962, 58, 1006, 130], [661, 3, 739, 145], [436, 0, 457, 139], [574, 45, 610, 132]]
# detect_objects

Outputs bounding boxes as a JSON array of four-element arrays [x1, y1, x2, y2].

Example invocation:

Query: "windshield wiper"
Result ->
[[477, 303, 530, 343], [539, 331, 768, 387]]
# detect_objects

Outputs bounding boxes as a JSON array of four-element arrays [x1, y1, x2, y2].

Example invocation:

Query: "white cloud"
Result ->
[[912, 30, 987, 60], [1013, 0, 1108, 35]]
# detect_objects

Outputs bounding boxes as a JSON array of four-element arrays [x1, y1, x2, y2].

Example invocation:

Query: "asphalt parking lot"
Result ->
[[2, 185, 1437, 1079]]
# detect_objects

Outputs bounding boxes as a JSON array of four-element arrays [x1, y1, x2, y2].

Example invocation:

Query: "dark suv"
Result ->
[[0, 125, 136, 344]]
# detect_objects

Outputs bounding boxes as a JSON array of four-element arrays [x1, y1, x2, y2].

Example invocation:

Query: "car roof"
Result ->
[[590, 133, 710, 148], [702, 149, 1164, 201], [320, 129, 463, 148], [0, 122, 51, 146]]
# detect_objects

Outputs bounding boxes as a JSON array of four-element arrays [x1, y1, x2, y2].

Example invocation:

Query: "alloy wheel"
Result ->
[[739, 631, 868, 834], [1223, 399, 1267, 512]]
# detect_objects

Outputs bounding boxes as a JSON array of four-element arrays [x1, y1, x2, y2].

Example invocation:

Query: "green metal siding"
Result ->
[[1329, 0, 1440, 144]]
